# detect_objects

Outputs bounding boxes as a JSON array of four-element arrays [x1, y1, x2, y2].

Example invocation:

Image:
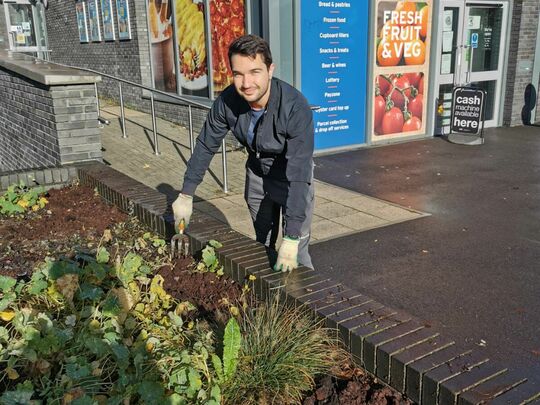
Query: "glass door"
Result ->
[[460, 3, 508, 127], [4, 1, 49, 59], [435, 1, 466, 133], [434, 1, 508, 132]]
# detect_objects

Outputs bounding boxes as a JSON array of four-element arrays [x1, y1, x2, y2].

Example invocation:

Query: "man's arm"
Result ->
[[181, 97, 230, 195], [283, 96, 314, 237]]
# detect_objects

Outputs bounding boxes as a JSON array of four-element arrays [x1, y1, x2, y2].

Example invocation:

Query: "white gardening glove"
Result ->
[[274, 236, 300, 272], [172, 193, 193, 231]]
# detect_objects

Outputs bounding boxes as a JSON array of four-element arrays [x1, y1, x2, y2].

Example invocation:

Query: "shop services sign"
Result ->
[[301, 1, 369, 150], [451, 87, 485, 134], [372, 1, 432, 142]]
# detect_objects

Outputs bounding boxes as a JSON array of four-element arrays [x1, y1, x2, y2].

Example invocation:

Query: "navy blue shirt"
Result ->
[[247, 108, 264, 149]]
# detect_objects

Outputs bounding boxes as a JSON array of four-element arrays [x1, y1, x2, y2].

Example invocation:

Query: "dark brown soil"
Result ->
[[304, 371, 411, 405], [157, 259, 248, 324], [0, 184, 411, 405], [0, 185, 127, 278]]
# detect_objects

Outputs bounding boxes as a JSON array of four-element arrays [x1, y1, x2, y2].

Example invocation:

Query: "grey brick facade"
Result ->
[[0, 63, 102, 172], [503, 0, 540, 126], [44, 0, 209, 135]]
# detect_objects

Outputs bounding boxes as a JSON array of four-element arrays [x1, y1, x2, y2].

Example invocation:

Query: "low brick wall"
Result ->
[[0, 166, 80, 193], [0, 51, 102, 173]]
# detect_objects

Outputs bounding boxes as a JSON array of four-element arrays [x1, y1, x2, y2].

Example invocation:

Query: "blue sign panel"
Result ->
[[471, 32, 479, 49], [301, 1, 369, 150]]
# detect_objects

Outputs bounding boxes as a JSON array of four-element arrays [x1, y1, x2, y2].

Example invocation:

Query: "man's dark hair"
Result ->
[[228, 34, 273, 69]]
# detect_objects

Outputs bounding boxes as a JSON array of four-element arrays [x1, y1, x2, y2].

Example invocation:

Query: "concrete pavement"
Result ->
[[100, 105, 425, 242]]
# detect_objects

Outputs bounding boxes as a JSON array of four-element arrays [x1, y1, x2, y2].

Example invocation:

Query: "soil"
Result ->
[[0, 185, 127, 278], [0, 184, 411, 405]]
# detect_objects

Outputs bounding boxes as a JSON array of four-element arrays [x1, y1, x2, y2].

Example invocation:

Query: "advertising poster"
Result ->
[[209, 0, 245, 98], [76, 2, 89, 43], [301, 1, 369, 150], [116, 0, 131, 40], [175, 0, 208, 97], [148, 0, 175, 92], [87, 0, 102, 42], [372, 0, 432, 142], [101, 0, 116, 41]]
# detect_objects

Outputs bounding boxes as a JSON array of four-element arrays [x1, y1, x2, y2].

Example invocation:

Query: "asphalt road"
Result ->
[[312, 126, 540, 379]]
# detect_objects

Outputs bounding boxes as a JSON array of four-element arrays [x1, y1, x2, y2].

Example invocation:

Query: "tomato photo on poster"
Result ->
[[374, 72, 424, 135], [209, 0, 245, 98], [372, 0, 431, 140]]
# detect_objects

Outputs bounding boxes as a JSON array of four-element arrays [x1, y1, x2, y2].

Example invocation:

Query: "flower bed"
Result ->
[[0, 184, 411, 404]]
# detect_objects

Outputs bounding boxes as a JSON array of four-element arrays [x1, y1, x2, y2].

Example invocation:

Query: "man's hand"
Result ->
[[172, 193, 193, 231], [274, 236, 299, 272]]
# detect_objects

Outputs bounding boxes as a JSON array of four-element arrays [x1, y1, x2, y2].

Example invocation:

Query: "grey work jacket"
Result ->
[[181, 78, 314, 237]]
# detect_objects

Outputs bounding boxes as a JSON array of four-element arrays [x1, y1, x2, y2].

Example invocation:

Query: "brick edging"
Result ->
[[0, 165, 80, 192], [77, 162, 539, 405]]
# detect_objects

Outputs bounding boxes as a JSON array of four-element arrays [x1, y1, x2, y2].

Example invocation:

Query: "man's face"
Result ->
[[231, 53, 274, 109]]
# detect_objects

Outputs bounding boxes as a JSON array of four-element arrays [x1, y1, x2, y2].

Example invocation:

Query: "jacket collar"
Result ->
[[266, 78, 280, 115]]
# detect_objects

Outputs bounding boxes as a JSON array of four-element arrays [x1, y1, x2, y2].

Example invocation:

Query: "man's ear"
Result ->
[[268, 63, 275, 79]]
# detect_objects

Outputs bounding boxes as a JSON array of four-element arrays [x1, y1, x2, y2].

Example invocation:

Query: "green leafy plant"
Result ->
[[196, 240, 224, 276], [0, 181, 48, 216], [222, 294, 349, 405], [0, 247, 222, 404], [212, 317, 241, 386]]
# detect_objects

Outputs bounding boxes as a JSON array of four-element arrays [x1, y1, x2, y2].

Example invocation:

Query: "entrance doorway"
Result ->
[[433, 1, 509, 133], [3, 0, 49, 59]]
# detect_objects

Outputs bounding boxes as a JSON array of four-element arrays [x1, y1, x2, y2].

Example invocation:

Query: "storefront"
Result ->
[[1, 0, 49, 59], [2, 0, 538, 152], [431, 1, 511, 134]]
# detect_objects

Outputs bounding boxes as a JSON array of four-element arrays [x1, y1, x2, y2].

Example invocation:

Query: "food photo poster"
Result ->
[[372, 0, 432, 141]]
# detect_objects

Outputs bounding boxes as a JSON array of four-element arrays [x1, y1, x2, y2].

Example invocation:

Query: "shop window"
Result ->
[[147, 0, 247, 99]]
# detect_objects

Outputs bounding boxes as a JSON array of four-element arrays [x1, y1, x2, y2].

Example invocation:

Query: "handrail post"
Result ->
[[119, 82, 127, 138], [94, 82, 100, 115], [150, 93, 160, 155], [188, 105, 194, 154], [221, 139, 228, 193]]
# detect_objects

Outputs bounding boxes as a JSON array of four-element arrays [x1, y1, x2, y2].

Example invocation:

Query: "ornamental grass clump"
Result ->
[[223, 294, 349, 405]]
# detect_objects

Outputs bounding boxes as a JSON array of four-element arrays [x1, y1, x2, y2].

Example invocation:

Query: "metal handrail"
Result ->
[[40, 60, 228, 193]]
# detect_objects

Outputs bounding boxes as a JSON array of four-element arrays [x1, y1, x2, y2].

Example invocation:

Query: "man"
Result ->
[[173, 34, 315, 272]]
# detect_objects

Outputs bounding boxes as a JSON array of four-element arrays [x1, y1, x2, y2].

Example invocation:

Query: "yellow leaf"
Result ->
[[230, 306, 240, 316], [248, 275, 256, 281], [17, 200, 29, 208], [0, 311, 16, 321], [32, 205, 39, 211], [6, 367, 19, 380], [39, 197, 48, 205]]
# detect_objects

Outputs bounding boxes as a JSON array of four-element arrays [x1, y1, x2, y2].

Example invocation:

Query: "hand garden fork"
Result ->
[[171, 218, 189, 259]]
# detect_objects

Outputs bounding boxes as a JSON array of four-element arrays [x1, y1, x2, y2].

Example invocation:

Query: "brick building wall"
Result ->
[[43, 0, 209, 136], [503, 0, 540, 126], [0, 68, 60, 171], [0, 67, 101, 172]]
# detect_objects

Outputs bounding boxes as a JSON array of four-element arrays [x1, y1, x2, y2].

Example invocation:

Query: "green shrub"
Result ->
[[0, 247, 222, 404], [223, 294, 349, 405], [0, 181, 48, 215]]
